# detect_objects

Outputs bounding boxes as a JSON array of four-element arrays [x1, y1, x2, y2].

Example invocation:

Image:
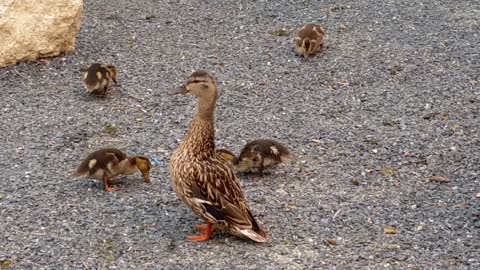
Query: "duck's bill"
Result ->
[[142, 172, 151, 183], [168, 86, 188, 95]]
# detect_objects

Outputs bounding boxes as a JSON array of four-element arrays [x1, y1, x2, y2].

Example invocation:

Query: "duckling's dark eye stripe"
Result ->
[[190, 79, 209, 84]]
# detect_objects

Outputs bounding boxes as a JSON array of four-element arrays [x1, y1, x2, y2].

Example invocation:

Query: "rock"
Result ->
[[0, 0, 83, 67], [429, 176, 450, 183]]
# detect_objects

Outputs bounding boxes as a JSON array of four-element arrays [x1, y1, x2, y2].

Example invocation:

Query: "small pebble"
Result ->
[[324, 238, 337, 246], [429, 176, 449, 183], [149, 157, 165, 166]]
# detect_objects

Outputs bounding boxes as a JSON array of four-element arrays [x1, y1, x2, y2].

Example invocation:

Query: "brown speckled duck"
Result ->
[[294, 24, 325, 58], [72, 148, 151, 192], [236, 139, 293, 176], [168, 71, 268, 243], [81, 63, 117, 96]]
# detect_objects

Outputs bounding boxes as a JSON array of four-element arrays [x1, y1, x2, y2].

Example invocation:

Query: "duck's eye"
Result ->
[[192, 80, 204, 84]]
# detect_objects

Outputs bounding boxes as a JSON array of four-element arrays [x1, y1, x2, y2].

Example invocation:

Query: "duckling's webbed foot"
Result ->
[[186, 223, 215, 242], [103, 177, 119, 192]]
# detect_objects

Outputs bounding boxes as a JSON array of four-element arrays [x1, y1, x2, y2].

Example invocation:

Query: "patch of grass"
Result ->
[[104, 124, 118, 136], [330, 4, 346, 12], [0, 259, 12, 269], [384, 225, 399, 234], [270, 28, 289, 36], [96, 239, 116, 263], [380, 166, 397, 177]]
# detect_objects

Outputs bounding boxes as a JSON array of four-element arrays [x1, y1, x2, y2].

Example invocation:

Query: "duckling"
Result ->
[[236, 139, 293, 176], [81, 63, 117, 96], [294, 24, 325, 58], [215, 148, 238, 167], [72, 148, 152, 192], [168, 71, 268, 243]]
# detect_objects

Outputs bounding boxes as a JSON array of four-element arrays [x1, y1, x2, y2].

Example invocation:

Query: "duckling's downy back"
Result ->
[[73, 148, 127, 178], [82, 63, 116, 94]]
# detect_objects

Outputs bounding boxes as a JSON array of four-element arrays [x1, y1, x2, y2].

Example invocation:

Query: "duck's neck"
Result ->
[[182, 96, 216, 155]]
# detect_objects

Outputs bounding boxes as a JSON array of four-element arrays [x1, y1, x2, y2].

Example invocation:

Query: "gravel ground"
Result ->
[[1, 0, 479, 269]]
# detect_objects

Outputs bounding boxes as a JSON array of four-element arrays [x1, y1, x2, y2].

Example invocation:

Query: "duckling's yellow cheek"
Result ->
[[262, 158, 276, 167], [236, 159, 253, 172], [96, 72, 102, 80]]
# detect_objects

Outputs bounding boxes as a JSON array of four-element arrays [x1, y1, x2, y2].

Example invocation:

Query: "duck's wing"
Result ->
[[185, 158, 268, 242]]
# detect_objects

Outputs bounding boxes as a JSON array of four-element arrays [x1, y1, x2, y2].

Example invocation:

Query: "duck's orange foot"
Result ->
[[186, 223, 215, 242], [103, 177, 119, 192], [104, 186, 119, 192]]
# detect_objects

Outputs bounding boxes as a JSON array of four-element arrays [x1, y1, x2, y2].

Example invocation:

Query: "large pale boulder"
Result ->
[[0, 0, 83, 67]]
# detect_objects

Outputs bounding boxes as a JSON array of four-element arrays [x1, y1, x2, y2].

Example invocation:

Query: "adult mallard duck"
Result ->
[[168, 71, 268, 243], [72, 148, 151, 192]]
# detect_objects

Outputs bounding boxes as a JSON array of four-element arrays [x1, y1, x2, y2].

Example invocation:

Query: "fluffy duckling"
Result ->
[[72, 148, 151, 192], [236, 139, 293, 176], [81, 63, 117, 96], [215, 148, 238, 167], [168, 71, 268, 243], [294, 24, 325, 58]]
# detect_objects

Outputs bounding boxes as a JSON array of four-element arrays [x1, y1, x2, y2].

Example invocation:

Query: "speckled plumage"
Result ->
[[169, 71, 268, 242], [73, 148, 126, 178], [82, 63, 117, 96], [236, 139, 293, 175], [294, 24, 325, 58], [73, 147, 152, 192]]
